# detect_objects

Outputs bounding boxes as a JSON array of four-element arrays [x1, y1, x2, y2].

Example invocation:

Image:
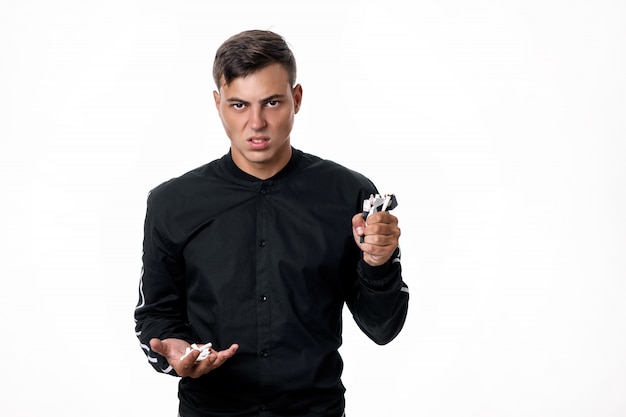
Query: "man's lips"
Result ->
[[248, 136, 270, 149]]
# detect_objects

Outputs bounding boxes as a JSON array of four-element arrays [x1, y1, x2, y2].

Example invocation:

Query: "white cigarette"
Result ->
[[381, 195, 392, 212]]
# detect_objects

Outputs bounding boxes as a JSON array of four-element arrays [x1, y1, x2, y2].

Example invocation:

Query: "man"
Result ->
[[135, 29, 409, 417]]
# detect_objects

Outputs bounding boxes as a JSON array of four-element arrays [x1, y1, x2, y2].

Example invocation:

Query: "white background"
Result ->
[[1, 0, 625, 416]]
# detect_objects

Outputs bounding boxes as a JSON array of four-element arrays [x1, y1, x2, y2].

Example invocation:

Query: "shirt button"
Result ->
[[259, 295, 267, 302], [260, 188, 267, 195], [258, 240, 266, 247], [260, 404, 269, 410], [260, 349, 269, 358]]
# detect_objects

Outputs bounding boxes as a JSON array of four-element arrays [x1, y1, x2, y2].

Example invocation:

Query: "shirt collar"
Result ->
[[223, 147, 302, 182]]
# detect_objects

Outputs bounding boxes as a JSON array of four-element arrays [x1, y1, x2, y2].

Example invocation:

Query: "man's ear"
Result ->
[[292, 84, 303, 114], [213, 90, 221, 111]]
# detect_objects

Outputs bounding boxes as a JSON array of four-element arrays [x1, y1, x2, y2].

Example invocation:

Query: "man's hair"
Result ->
[[212, 29, 297, 89]]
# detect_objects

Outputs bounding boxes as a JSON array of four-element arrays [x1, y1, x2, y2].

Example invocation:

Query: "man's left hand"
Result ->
[[352, 211, 401, 266]]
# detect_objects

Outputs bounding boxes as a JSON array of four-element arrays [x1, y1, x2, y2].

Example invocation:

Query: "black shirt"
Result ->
[[135, 149, 409, 417]]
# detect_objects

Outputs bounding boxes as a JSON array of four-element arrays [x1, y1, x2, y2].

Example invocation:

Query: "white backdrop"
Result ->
[[1, 1, 625, 416]]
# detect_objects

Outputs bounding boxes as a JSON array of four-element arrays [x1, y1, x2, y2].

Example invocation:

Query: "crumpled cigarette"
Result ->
[[180, 342, 212, 362], [360, 194, 398, 243]]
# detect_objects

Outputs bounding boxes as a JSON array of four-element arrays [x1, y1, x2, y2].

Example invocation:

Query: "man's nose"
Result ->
[[249, 107, 267, 130]]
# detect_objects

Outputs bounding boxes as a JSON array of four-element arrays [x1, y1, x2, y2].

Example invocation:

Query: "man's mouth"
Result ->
[[248, 136, 269, 149]]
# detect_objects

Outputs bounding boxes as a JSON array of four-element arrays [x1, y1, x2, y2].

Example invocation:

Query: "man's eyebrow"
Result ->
[[260, 94, 285, 103], [226, 94, 285, 104], [226, 97, 248, 104]]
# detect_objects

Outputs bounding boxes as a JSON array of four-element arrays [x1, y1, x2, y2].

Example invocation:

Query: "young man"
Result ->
[[135, 29, 409, 417]]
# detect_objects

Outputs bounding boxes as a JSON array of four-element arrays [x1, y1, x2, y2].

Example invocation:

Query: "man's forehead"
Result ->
[[219, 78, 291, 102], [218, 64, 291, 91]]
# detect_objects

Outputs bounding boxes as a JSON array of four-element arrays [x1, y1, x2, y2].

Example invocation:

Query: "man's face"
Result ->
[[213, 63, 302, 179]]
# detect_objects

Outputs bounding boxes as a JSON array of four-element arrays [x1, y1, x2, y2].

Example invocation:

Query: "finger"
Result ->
[[183, 346, 236, 377], [180, 348, 200, 365], [149, 338, 164, 355], [223, 343, 239, 357], [362, 227, 400, 245], [210, 344, 240, 368], [352, 214, 366, 238], [352, 213, 366, 228], [365, 211, 398, 225]]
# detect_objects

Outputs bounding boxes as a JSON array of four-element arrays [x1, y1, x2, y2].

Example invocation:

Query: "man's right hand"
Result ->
[[150, 338, 239, 378]]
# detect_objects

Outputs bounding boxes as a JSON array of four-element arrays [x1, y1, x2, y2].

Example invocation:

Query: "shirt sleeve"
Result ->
[[346, 247, 409, 345], [134, 192, 197, 375]]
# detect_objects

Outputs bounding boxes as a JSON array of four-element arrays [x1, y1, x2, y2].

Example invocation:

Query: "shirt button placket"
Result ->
[[256, 182, 272, 390]]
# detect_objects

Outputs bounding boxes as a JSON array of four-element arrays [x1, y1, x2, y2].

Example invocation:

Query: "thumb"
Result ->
[[352, 213, 366, 236], [150, 338, 164, 355]]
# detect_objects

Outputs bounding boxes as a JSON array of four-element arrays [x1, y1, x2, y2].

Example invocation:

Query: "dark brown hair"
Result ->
[[212, 30, 297, 89]]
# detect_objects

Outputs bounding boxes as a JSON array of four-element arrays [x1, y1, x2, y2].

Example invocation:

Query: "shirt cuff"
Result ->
[[358, 247, 400, 285]]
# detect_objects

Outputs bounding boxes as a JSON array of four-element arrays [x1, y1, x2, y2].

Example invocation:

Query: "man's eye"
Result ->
[[232, 103, 245, 109], [266, 100, 279, 107]]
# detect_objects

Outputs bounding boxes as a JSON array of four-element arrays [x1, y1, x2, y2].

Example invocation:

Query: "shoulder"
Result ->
[[146, 157, 225, 207], [296, 149, 375, 188]]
